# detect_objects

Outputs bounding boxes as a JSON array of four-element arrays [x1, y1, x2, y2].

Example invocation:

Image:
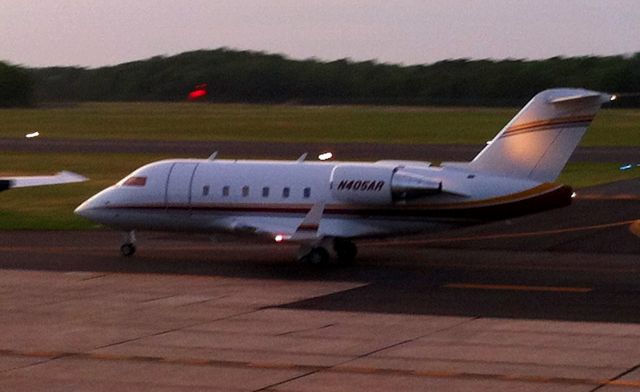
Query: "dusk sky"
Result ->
[[2, 1, 639, 68]]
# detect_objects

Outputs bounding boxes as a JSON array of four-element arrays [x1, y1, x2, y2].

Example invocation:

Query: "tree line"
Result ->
[[11, 49, 640, 106], [0, 61, 33, 107]]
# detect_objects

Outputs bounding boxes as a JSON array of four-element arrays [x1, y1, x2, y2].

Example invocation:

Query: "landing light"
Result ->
[[274, 234, 291, 243], [318, 152, 333, 161], [571, 192, 577, 199], [610, 95, 617, 101], [25, 131, 39, 138]]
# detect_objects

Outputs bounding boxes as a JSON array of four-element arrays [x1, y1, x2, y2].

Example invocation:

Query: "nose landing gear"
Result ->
[[120, 230, 136, 257]]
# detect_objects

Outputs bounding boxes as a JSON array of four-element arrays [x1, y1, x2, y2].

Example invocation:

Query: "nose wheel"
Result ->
[[120, 230, 136, 257], [120, 243, 136, 257]]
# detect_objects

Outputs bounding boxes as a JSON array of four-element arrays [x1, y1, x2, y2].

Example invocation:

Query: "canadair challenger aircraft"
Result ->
[[76, 88, 612, 263]]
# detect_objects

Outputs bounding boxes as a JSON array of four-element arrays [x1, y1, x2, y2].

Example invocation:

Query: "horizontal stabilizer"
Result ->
[[548, 92, 606, 104]]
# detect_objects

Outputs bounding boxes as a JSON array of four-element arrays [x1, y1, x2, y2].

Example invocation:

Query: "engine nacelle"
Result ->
[[391, 170, 442, 200], [330, 164, 442, 204]]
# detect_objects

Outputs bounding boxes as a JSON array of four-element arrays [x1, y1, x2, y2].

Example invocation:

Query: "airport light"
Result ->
[[620, 164, 633, 171], [318, 152, 333, 161]]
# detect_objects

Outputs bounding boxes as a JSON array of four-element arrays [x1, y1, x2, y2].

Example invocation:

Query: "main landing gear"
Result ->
[[333, 237, 358, 264], [299, 247, 330, 265], [297, 238, 357, 265], [120, 230, 136, 257]]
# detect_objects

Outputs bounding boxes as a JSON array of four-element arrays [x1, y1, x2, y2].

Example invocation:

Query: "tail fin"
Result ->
[[468, 88, 612, 182]]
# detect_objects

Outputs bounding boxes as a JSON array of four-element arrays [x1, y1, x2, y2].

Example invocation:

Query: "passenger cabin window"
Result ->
[[303, 187, 311, 198], [122, 176, 146, 187], [262, 187, 270, 198], [242, 186, 250, 197], [282, 187, 290, 198], [202, 185, 210, 196], [222, 186, 230, 197]]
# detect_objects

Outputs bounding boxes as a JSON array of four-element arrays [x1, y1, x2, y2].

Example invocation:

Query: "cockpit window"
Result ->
[[122, 176, 147, 187]]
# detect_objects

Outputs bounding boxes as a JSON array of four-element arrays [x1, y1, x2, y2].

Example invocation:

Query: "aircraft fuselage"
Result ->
[[76, 159, 571, 239]]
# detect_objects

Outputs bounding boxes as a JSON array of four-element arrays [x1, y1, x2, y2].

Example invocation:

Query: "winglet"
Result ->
[[290, 202, 324, 241]]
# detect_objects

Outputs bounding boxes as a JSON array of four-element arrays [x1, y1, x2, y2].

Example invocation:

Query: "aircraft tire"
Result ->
[[120, 243, 136, 257], [333, 238, 357, 264]]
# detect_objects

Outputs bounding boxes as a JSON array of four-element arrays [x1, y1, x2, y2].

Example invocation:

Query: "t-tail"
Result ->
[[468, 88, 612, 182]]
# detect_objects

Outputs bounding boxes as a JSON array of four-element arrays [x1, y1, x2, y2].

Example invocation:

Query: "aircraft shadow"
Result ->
[[277, 275, 640, 324]]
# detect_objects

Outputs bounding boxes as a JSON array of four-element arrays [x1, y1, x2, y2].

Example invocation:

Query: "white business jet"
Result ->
[[75, 88, 612, 263], [1, 171, 87, 192]]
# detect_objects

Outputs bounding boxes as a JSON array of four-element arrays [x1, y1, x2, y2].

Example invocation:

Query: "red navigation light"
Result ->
[[188, 90, 207, 100], [188, 83, 208, 101]]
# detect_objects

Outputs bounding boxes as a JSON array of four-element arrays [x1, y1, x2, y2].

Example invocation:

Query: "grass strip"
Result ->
[[1, 103, 637, 146]]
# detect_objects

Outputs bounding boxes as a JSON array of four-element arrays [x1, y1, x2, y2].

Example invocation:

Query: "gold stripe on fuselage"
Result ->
[[502, 115, 594, 138]]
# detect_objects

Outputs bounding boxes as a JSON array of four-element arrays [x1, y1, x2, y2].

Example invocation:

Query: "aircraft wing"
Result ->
[[0, 171, 87, 192], [217, 202, 325, 243]]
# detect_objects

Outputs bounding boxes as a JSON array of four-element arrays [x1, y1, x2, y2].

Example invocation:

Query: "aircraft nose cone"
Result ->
[[74, 200, 90, 218], [74, 187, 114, 222], [74, 198, 100, 221]]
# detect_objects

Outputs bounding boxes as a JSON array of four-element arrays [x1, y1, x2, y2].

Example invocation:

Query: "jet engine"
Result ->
[[330, 164, 442, 204]]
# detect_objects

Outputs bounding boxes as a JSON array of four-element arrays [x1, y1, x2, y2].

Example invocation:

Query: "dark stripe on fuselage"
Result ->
[[100, 185, 573, 222]]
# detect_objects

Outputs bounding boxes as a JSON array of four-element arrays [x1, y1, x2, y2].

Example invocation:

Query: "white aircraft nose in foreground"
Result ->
[[76, 88, 612, 263]]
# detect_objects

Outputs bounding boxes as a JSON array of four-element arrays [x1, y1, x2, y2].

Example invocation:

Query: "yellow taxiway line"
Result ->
[[374, 219, 640, 247], [444, 283, 592, 293]]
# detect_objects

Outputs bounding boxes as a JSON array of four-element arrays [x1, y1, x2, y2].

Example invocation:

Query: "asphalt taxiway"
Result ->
[[0, 178, 639, 390]]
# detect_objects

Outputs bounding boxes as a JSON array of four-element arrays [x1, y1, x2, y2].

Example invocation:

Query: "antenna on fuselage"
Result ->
[[296, 153, 308, 162], [208, 151, 218, 160]]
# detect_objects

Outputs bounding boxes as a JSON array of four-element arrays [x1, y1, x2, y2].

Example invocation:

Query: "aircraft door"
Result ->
[[165, 162, 199, 208]]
